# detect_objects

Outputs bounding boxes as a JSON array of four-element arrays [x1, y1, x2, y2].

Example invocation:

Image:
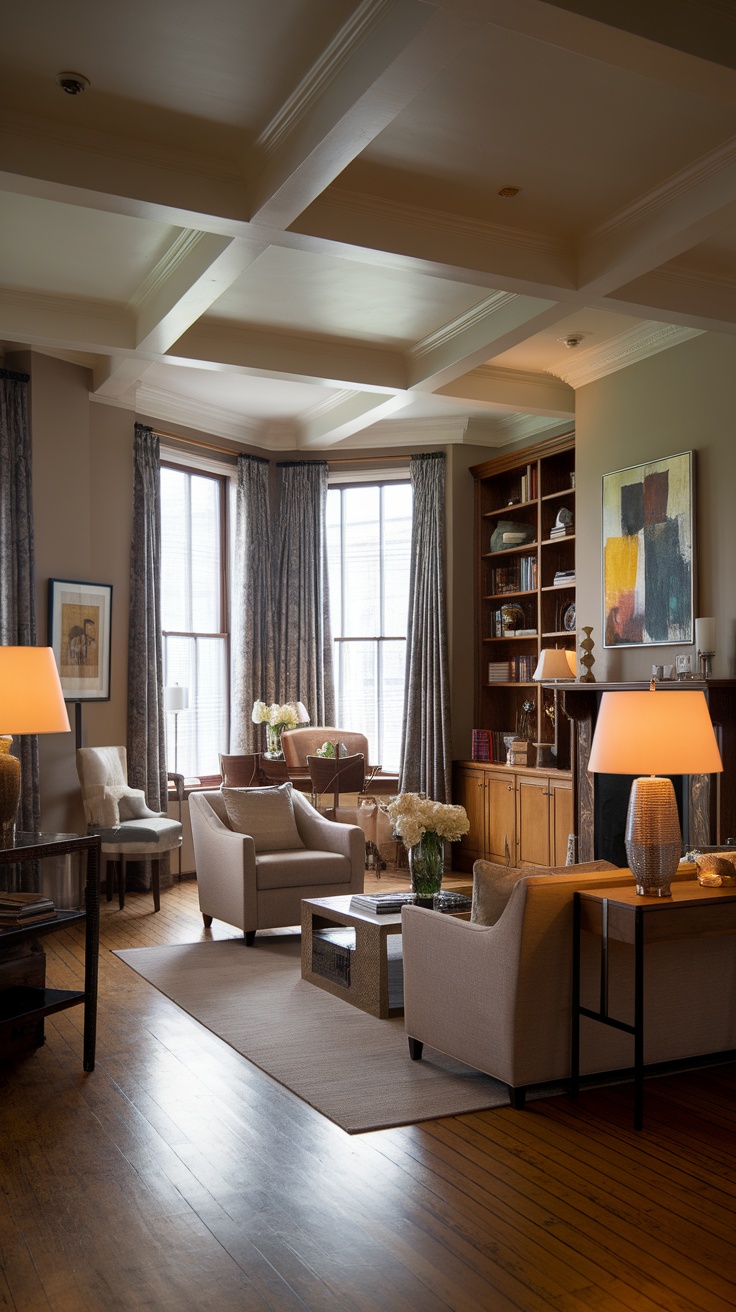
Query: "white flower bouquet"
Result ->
[[251, 701, 300, 731], [381, 792, 469, 850]]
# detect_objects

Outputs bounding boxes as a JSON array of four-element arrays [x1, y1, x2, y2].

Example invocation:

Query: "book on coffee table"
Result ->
[[350, 892, 415, 914]]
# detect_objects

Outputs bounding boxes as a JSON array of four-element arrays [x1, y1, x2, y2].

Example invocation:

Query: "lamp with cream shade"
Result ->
[[164, 683, 189, 778], [0, 646, 71, 847], [532, 647, 575, 766], [588, 684, 722, 896]]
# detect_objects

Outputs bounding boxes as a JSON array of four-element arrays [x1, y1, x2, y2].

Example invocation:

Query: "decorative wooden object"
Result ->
[[580, 626, 596, 682]]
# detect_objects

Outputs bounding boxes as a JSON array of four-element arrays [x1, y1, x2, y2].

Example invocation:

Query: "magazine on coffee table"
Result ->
[[350, 892, 415, 914]]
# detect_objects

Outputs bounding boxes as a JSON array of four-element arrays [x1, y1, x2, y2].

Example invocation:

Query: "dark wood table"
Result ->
[[0, 831, 100, 1070], [572, 881, 736, 1129]]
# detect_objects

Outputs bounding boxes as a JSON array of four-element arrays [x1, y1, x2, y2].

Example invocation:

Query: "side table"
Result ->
[[0, 832, 100, 1070], [571, 882, 736, 1130]]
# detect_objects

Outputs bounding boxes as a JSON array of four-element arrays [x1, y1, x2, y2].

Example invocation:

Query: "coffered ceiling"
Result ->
[[1, 0, 735, 452]]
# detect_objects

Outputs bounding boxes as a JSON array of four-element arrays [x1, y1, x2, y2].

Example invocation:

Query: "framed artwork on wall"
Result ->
[[602, 451, 694, 648], [49, 578, 113, 700]]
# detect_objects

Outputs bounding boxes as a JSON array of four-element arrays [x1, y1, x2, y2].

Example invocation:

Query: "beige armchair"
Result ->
[[189, 784, 365, 943]]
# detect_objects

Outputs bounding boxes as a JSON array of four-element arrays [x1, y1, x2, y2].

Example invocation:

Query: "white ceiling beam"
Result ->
[[408, 296, 568, 391], [248, 0, 481, 230], [298, 390, 412, 448], [0, 289, 133, 354], [171, 321, 407, 392], [437, 365, 575, 418]]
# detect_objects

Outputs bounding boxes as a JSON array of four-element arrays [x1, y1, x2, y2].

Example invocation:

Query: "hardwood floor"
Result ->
[[1, 872, 736, 1311]]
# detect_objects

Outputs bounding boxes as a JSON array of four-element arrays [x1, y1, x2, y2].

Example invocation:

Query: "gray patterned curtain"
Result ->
[[127, 424, 168, 812], [0, 368, 39, 831], [274, 461, 334, 726], [231, 454, 276, 751], [399, 452, 452, 803]]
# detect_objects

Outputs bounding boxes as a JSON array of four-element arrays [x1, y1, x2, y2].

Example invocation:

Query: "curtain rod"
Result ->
[[152, 427, 411, 466]]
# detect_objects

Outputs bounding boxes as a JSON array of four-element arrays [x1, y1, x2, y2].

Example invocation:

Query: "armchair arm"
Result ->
[[402, 893, 528, 1087], [292, 790, 364, 888], [189, 791, 258, 930]]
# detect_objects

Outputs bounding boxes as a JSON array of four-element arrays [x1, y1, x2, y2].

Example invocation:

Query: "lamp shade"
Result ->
[[164, 685, 189, 712], [295, 701, 310, 724], [0, 647, 71, 734], [695, 617, 716, 652], [588, 689, 722, 777], [533, 648, 575, 681]]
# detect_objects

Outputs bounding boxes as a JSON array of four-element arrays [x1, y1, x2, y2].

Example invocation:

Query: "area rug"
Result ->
[[114, 935, 511, 1133]]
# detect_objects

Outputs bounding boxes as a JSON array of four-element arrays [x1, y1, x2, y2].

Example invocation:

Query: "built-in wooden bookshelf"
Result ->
[[470, 433, 576, 770]]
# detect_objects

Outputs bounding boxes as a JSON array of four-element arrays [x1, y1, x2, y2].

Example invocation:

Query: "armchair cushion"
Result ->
[[102, 784, 159, 823], [222, 782, 304, 852], [471, 858, 617, 927]]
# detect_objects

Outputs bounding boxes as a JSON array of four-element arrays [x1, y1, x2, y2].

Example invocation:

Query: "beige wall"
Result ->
[[575, 332, 736, 684]]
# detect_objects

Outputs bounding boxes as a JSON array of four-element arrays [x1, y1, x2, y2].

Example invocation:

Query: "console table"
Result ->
[[571, 882, 736, 1129], [0, 832, 100, 1070]]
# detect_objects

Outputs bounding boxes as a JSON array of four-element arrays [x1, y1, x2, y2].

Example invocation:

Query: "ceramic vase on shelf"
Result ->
[[408, 830, 445, 907]]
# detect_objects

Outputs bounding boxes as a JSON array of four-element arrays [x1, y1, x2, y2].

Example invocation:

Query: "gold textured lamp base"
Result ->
[[625, 775, 681, 897], [0, 735, 21, 850]]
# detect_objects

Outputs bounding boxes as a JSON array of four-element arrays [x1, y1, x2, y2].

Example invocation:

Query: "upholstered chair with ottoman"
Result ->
[[76, 745, 182, 911], [189, 781, 364, 943]]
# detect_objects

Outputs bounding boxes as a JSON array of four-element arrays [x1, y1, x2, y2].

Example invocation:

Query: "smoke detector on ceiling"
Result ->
[[558, 334, 585, 349], [56, 72, 90, 96]]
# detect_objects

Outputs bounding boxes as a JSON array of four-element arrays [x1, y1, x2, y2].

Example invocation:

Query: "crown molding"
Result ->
[[128, 230, 209, 313], [131, 381, 296, 447], [546, 321, 703, 387], [409, 292, 518, 363], [585, 135, 736, 249], [256, 0, 395, 155]]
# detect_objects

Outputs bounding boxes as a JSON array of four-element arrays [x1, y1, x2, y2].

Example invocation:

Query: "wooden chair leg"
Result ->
[[105, 859, 113, 902], [202, 914, 213, 928], [151, 859, 161, 913], [245, 930, 256, 946], [118, 856, 126, 910]]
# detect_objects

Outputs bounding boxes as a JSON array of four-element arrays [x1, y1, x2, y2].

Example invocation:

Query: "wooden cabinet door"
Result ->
[[516, 774, 551, 866], [549, 778, 573, 865], [485, 770, 517, 864], [453, 766, 486, 870]]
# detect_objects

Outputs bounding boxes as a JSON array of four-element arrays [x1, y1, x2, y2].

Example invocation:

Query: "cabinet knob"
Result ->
[[507, 784, 513, 792]]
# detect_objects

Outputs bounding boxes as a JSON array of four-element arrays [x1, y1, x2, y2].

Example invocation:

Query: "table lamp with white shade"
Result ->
[[533, 647, 575, 764], [0, 646, 71, 847], [587, 683, 722, 897]]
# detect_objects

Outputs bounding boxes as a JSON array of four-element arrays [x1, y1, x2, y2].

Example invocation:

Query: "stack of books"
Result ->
[[350, 892, 415, 915], [0, 892, 57, 928], [550, 523, 572, 538], [508, 740, 531, 766], [471, 729, 492, 762], [488, 660, 511, 682], [553, 569, 576, 586]]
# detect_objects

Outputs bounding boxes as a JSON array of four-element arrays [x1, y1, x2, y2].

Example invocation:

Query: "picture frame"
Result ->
[[602, 451, 694, 648], [48, 578, 112, 701]]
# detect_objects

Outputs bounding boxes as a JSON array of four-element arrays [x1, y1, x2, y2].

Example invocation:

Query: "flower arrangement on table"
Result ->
[[251, 700, 300, 759], [381, 792, 469, 903]]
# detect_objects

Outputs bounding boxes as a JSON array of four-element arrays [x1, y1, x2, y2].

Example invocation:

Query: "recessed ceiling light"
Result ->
[[56, 72, 90, 96], [498, 186, 521, 198]]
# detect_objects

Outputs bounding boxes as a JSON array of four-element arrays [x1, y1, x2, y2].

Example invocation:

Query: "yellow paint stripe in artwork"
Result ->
[[604, 534, 638, 612]]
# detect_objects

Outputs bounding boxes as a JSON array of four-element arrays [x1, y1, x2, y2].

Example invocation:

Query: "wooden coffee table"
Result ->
[[301, 890, 471, 1019]]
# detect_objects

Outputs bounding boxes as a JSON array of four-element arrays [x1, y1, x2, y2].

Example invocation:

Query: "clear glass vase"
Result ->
[[265, 724, 284, 759], [408, 830, 444, 906]]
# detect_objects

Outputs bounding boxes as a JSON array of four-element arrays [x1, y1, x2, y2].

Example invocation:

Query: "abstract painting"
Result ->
[[602, 451, 693, 648]]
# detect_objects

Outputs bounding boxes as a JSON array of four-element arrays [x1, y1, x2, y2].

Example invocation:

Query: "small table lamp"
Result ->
[[588, 684, 723, 896], [533, 647, 575, 764], [0, 646, 71, 847]]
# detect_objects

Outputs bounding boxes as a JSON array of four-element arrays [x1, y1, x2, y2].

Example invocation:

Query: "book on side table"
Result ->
[[0, 892, 57, 928], [350, 890, 472, 915]]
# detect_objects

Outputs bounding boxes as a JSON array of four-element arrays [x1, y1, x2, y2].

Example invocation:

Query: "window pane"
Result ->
[[164, 635, 228, 779], [379, 640, 406, 772], [337, 641, 377, 754], [161, 468, 188, 631], [326, 489, 342, 639], [190, 476, 221, 633], [383, 484, 412, 637], [343, 486, 380, 636]]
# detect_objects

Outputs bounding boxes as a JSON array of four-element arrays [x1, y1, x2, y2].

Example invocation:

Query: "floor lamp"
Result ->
[[0, 647, 71, 847], [164, 684, 188, 877], [588, 683, 722, 896]]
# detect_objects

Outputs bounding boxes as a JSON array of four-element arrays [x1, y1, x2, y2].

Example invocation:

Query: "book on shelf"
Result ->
[[553, 570, 576, 585], [550, 526, 572, 538], [472, 729, 492, 762], [0, 892, 56, 920], [350, 892, 415, 914], [488, 660, 511, 681]]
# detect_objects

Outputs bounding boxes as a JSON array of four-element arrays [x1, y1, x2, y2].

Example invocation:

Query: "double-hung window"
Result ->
[[326, 480, 412, 773], [160, 462, 229, 779]]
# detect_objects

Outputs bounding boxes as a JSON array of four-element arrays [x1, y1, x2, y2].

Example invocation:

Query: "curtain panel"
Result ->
[[231, 454, 275, 752], [274, 462, 334, 727], [127, 425, 169, 817], [0, 368, 39, 830], [399, 452, 452, 803]]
